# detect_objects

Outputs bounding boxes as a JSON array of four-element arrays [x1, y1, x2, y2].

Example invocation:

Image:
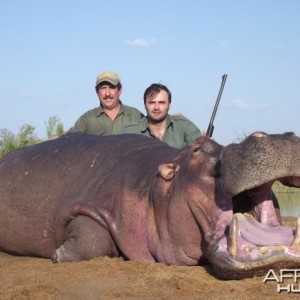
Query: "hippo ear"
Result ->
[[159, 163, 180, 180]]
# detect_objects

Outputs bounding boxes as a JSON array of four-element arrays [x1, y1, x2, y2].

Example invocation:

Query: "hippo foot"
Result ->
[[53, 215, 119, 263], [52, 244, 82, 263]]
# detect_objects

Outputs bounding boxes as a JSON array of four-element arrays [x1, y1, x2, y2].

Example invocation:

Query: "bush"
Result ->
[[0, 116, 64, 158]]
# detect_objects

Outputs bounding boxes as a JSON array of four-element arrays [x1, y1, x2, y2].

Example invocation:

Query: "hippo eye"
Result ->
[[193, 146, 203, 153]]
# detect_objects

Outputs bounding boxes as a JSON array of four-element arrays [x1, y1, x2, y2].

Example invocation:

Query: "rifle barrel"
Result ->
[[206, 74, 227, 137]]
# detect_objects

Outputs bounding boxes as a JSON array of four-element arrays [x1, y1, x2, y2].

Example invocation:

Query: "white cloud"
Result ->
[[229, 99, 273, 109], [125, 38, 157, 47]]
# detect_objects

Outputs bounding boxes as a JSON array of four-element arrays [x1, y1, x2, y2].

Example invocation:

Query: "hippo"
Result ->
[[0, 132, 299, 280]]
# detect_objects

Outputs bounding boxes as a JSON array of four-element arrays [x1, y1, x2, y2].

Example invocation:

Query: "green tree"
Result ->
[[0, 128, 16, 157], [18, 124, 39, 147], [45, 116, 64, 138], [0, 125, 40, 158], [0, 116, 65, 158], [56, 122, 64, 136]]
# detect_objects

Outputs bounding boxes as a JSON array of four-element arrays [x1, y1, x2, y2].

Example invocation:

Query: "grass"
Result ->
[[272, 181, 300, 217], [272, 181, 299, 193]]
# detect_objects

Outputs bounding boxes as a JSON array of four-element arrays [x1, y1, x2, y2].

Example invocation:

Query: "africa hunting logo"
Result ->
[[263, 269, 300, 293]]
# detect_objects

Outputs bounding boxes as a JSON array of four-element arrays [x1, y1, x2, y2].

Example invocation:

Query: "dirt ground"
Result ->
[[0, 217, 299, 300]]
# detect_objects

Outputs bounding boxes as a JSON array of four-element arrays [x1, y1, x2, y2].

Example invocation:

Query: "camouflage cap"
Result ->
[[95, 71, 121, 87]]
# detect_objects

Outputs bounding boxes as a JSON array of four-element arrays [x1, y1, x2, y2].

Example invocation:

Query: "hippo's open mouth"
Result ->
[[206, 132, 300, 279], [207, 177, 300, 280]]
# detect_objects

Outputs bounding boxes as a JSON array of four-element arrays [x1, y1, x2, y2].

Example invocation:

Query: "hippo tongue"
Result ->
[[230, 213, 294, 247]]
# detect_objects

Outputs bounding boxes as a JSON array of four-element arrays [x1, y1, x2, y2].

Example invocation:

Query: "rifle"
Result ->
[[206, 74, 228, 138]]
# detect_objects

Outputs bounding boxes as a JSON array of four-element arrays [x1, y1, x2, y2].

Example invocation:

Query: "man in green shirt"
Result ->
[[68, 71, 143, 135], [119, 83, 202, 149]]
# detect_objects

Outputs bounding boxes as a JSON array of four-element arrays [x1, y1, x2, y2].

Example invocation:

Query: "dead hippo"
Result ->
[[0, 132, 299, 280]]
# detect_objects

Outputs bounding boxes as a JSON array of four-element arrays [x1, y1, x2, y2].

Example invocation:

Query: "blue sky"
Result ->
[[0, 0, 299, 145]]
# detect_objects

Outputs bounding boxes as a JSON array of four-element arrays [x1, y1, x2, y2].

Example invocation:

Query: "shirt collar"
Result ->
[[96, 101, 125, 117], [143, 114, 173, 132]]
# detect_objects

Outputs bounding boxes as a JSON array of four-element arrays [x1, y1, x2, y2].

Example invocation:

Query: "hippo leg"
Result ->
[[53, 215, 119, 262]]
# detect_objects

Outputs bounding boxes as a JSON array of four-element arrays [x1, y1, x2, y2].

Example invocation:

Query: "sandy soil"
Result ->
[[0, 217, 298, 300]]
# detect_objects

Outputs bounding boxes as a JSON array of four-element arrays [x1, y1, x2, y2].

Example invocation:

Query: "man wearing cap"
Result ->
[[68, 71, 143, 135], [118, 83, 202, 149]]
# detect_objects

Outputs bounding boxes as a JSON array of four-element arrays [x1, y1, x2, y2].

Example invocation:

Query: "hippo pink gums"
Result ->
[[0, 132, 300, 280]]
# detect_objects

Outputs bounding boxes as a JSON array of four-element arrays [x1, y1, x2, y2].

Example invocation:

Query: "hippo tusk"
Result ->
[[228, 214, 239, 258], [291, 217, 300, 250]]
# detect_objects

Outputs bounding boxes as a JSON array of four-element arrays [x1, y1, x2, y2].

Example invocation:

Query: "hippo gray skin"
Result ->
[[0, 132, 300, 280]]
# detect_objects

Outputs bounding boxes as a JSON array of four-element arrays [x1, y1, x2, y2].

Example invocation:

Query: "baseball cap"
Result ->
[[95, 71, 121, 87]]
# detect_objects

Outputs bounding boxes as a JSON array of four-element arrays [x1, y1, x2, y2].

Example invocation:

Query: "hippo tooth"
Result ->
[[258, 246, 268, 254], [228, 214, 240, 257], [258, 245, 287, 254], [291, 217, 300, 250]]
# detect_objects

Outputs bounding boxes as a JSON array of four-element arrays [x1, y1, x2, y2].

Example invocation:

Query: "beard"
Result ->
[[147, 111, 168, 123]]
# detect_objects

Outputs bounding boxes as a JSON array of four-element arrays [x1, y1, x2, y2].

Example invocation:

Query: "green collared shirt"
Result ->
[[119, 115, 202, 149], [67, 103, 144, 135]]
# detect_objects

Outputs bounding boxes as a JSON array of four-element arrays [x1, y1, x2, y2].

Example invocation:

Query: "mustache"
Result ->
[[104, 96, 114, 100]]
